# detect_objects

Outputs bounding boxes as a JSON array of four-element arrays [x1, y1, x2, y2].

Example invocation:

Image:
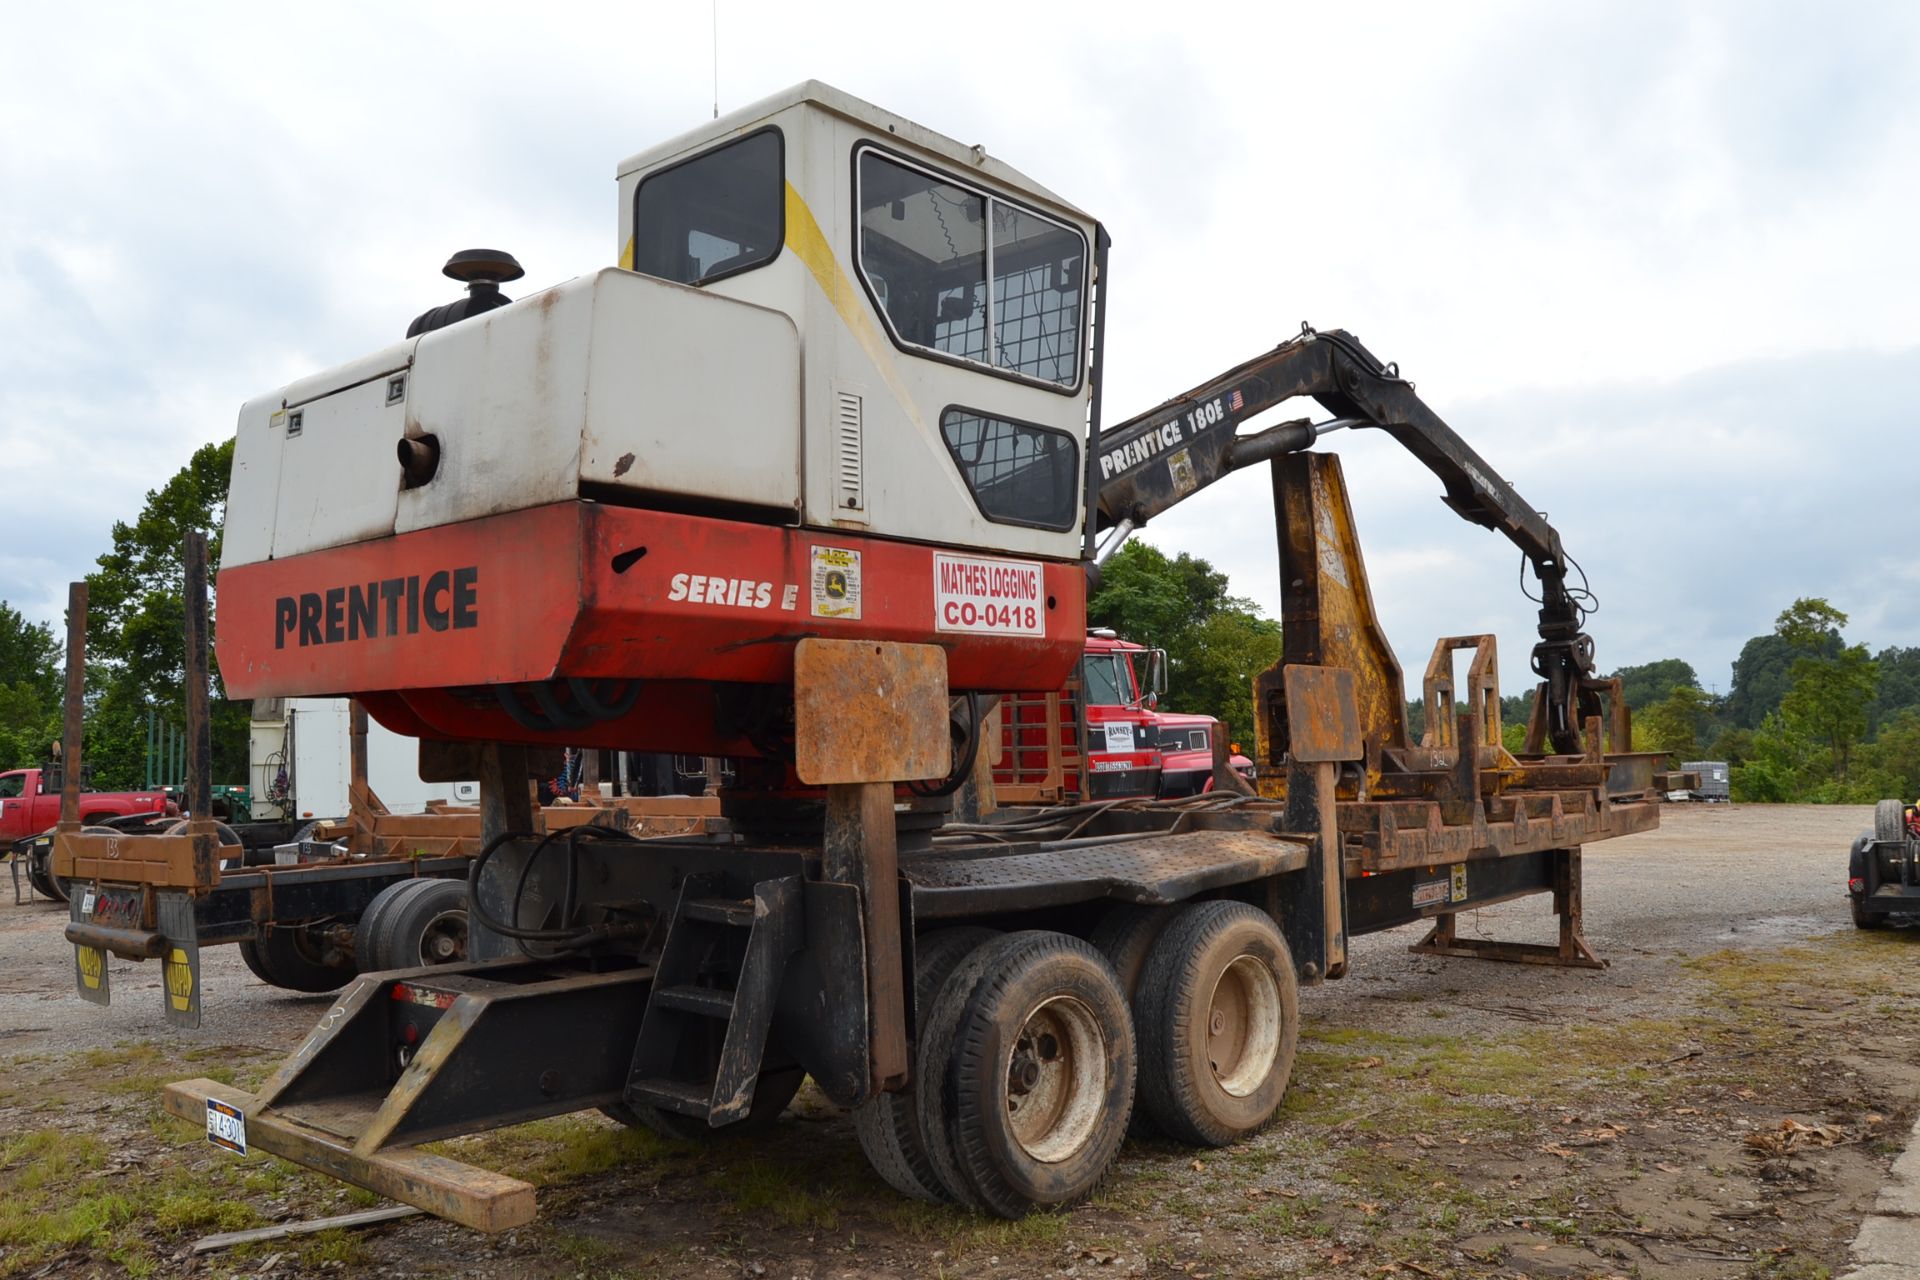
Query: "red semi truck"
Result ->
[[995, 630, 1165, 802], [0, 766, 174, 842]]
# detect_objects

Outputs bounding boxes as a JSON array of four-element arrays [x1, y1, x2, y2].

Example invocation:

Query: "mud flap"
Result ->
[[157, 890, 202, 1028], [69, 890, 110, 1007]]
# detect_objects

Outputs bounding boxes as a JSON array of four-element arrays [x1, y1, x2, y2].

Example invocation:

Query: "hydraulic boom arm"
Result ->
[[1093, 325, 1601, 754]]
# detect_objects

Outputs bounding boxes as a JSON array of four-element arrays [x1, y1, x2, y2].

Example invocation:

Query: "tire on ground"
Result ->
[[1850, 892, 1884, 929], [941, 931, 1135, 1217], [1090, 903, 1175, 1137], [239, 925, 354, 993], [1089, 904, 1173, 999], [602, 1066, 805, 1141], [1134, 900, 1299, 1148], [1874, 799, 1906, 844], [373, 878, 469, 969], [914, 931, 1056, 1209], [354, 878, 436, 973], [854, 926, 999, 1201]]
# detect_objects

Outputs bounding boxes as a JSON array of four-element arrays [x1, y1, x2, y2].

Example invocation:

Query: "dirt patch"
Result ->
[[0, 804, 1916, 1278]]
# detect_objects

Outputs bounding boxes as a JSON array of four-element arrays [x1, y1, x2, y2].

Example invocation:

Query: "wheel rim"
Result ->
[[415, 909, 468, 965], [1004, 995, 1106, 1163], [1206, 954, 1283, 1098]]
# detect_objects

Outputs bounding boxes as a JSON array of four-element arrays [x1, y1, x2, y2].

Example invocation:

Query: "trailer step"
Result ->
[[627, 1077, 712, 1117], [684, 897, 754, 927], [652, 984, 736, 1018], [624, 875, 803, 1126]]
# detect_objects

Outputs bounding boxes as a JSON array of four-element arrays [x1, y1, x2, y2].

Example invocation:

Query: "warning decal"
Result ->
[[810, 546, 862, 620], [933, 553, 1045, 636]]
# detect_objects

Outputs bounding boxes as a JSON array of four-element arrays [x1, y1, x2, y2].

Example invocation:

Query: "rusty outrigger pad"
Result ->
[[794, 638, 951, 785], [162, 1079, 535, 1233]]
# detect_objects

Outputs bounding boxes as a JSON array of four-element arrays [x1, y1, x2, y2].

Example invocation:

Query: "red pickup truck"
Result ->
[[0, 768, 174, 842]]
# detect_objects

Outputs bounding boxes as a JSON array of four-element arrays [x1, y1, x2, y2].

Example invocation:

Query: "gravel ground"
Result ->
[[0, 802, 1915, 1280]]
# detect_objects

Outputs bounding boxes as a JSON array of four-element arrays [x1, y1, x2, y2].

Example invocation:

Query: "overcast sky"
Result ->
[[2, 1, 1915, 699]]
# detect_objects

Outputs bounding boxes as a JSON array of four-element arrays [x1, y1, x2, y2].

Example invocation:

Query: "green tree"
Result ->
[[1856, 707, 1920, 801], [1772, 598, 1877, 787], [1087, 541, 1279, 742], [1610, 659, 1700, 711], [1725, 631, 1839, 730], [80, 439, 246, 789], [1635, 684, 1715, 760], [1869, 645, 1920, 735], [0, 601, 63, 769]]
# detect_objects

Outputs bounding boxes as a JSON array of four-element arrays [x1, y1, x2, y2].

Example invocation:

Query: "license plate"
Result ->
[[206, 1098, 247, 1155], [79, 891, 96, 915]]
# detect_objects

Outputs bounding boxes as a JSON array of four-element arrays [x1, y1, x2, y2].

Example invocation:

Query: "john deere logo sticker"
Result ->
[[164, 947, 194, 1011], [77, 945, 104, 990], [810, 546, 862, 620]]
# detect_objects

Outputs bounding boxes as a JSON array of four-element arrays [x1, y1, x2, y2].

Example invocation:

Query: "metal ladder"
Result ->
[[625, 874, 802, 1124]]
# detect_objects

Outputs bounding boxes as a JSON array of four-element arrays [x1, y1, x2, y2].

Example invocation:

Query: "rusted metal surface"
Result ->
[[1280, 666, 1364, 764], [906, 829, 1311, 917], [162, 1079, 535, 1233], [1410, 848, 1604, 968], [64, 920, 167, 959], [1255, 454, 1409, 788], [793, 639, 950, 786], [823, 782, 908, 1093]]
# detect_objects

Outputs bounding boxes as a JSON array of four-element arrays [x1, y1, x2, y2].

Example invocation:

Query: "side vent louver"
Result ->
[[834, 389, 865, 521]]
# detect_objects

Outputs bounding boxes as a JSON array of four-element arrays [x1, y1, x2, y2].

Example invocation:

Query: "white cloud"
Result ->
[[1, 0, 1915, 700]]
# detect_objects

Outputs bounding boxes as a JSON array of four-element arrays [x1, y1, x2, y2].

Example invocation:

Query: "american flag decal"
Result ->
[[1226, 388, 1244, 412]]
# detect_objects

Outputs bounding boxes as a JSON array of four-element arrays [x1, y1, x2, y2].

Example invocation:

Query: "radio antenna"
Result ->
[[711, 1, 720, 119]]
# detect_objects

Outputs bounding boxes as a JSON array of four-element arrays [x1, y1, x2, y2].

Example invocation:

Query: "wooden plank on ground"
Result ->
[[162, 1078, 535, 1233]]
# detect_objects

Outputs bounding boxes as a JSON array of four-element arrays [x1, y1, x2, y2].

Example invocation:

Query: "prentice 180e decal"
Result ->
[[275, 568, 479, 649]]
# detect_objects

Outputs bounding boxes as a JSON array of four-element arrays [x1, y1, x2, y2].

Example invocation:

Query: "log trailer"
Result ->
[[44, 551, 716, 1015], [83, 82, 1668, 1227]]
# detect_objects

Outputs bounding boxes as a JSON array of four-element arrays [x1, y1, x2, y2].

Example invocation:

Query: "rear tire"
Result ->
[[1134, 900, 1299, 1148], [942, 931, 1134, 1217], [1090, 904, 1175, 1137], [354, 878, 435, 973], [239, 926, 353, 993], [373, 878, 469, 969], [915, 931, 1054, 1209], [602, 1067, 804, 1140], [1850, 893, 1885, 929], [854, 926, 998, 1201]]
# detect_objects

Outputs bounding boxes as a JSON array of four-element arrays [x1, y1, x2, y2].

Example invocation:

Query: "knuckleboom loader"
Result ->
[[133, 83, 1669, 1228]]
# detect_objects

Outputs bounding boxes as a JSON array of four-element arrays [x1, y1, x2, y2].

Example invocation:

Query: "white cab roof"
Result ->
[[615, 80, 1094, 226]]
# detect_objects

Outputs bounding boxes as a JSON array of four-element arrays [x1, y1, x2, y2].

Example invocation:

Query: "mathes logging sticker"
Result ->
[[811, 547, 862, 620]]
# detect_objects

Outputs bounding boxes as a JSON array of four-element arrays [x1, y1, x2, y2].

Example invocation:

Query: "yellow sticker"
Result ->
[[164, 946, 194, 1011], [77, 945, 103, 990], [1450, 862, 1469, 904]]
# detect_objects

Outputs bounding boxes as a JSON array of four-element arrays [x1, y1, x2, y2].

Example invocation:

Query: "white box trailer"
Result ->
[[248, 697, 473, 822]]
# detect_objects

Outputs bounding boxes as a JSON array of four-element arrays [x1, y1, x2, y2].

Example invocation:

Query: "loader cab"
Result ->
[[615, 82, 1102, 562]]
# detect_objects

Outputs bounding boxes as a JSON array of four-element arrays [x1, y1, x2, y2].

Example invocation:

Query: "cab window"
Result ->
[[632, 129, 784, 286], [856, 148, 1085, 389], [940, 408, 1079, 531], [0, 774, 22, 799], [1079, 655, 1135, 707]]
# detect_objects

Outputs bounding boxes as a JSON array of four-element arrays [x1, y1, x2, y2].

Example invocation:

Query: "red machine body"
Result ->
[[217, 501, 1087, 756]]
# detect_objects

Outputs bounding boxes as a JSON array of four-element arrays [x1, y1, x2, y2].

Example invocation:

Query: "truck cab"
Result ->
[[215, 82, 1107, 757], [0, 767, 172, 842], [993, 629, 1164, 802]]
